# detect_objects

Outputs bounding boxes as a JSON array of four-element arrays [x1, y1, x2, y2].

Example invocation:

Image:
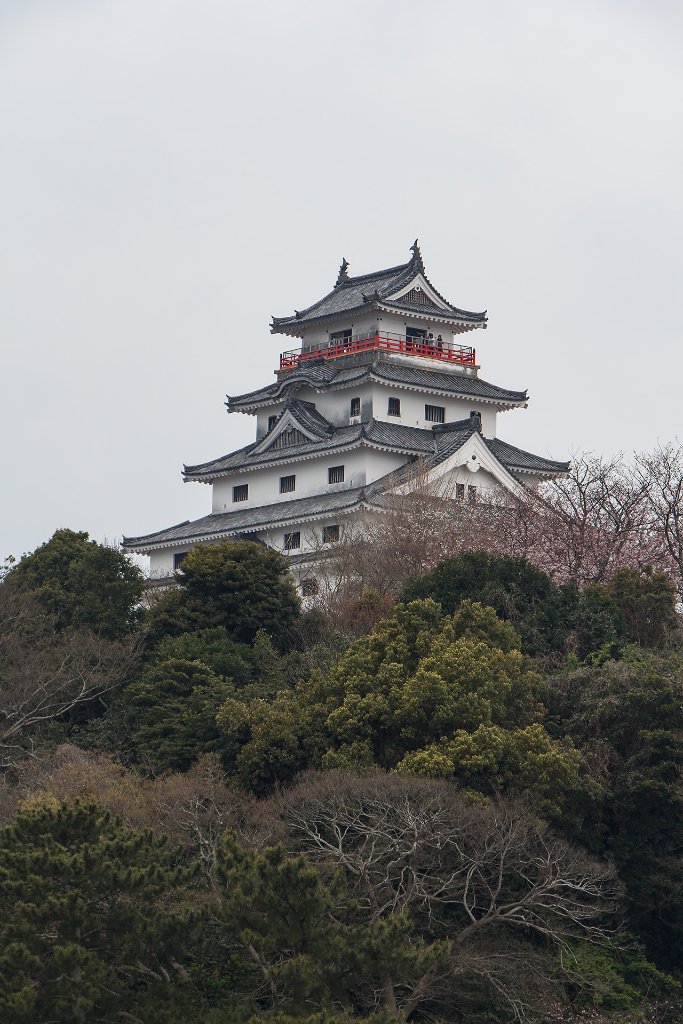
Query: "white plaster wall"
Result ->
[[210, 447, 405, 512], [369, 383, 498, 435], [149, 549, 178, 575]]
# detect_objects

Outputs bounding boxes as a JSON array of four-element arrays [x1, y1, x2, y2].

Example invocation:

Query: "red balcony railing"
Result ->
[[279, 331, 476, 371]]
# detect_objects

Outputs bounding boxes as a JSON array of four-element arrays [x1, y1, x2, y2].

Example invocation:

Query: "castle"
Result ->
[[123, 243, 568, 592]]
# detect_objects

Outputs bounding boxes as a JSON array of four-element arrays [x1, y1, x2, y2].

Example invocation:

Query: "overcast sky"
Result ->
[[2, 0, 682, 562]]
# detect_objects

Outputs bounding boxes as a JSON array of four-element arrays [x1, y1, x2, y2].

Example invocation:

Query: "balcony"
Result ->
[[279, 331, 476, 371]]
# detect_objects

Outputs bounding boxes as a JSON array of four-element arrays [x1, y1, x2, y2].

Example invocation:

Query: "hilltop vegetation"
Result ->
[[3, 476, 683, 1023]]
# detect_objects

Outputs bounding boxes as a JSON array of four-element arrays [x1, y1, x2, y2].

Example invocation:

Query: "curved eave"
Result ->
[[122, 502, 366, 555], [271, 300, 487, 338], [183, 438, 364, 482]]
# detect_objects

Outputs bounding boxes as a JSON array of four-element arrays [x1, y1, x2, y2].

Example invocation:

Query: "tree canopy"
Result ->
[[145, 540, 301, 649]]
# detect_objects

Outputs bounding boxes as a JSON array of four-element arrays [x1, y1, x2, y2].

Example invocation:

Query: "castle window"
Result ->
[[468, 485, 477, 503], [350, 397, 361, 417], [233, 484, 248, 502], [330, 328, 352, 343], [323, 524, 340, 544], [173, 552, 187, 570], [425, 404, 445, 423], [301, 577, 319, 596], [268, 414, 278, 431], [328, 465, 345, 484], [284, 531, 300, 550], [387, 397, 401, 417], [456, 483, 465, 500], [280, 474, 296, 494]]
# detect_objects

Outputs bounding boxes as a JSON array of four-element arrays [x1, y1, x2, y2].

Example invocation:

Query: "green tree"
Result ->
[[124, 657, 234, 772], [10, 528, 143, 638], [146, 541, 301, 650], [606, 566, 678, 648], [400, 551, 570, 655], [544, 651, 683, 970], [0, 801, 196, 1023]]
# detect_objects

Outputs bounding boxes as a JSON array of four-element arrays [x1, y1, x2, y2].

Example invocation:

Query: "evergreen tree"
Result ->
[[0, 801, 197, 1023], [146, 541, 301, 650], [11, 528, 143, 638]]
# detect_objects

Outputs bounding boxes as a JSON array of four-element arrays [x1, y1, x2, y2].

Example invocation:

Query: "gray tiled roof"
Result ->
[[122, 488, 368, 552], [271, 246, 486, 333], [184, 426, 363, 479], [485, 438, 570, 475], [228, 360, 527, 412]]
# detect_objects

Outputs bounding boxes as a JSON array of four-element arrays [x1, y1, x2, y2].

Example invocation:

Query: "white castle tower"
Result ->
[[123, 243, 567, 590]]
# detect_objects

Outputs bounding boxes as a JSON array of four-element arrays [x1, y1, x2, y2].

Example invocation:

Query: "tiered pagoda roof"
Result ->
[[227, 358, 527, 414], [271, 242, 487, 337]]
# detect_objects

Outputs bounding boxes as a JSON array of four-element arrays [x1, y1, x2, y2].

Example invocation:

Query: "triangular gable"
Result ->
[[388, 431, 525, 499], [384, 272, 451, 310], [253, 403, 331, 455]]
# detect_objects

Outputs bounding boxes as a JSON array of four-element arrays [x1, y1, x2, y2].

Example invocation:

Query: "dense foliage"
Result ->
[[2, 533, 683, 1023]]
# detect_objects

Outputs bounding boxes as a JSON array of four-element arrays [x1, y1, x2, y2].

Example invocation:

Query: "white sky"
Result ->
[[2, 0, 682, 560]]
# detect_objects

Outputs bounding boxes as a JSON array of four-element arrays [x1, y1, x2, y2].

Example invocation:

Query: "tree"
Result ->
[[605, 566, 678, 648], [0, 582, 138, 770], [145, 541, 301, 650], [10, 528, 143, 638], [260, 772, 621, 1022], [543, 651, 683, 970], [0, 801, 197, 1023], [124, 657, 234, 772], [400, 551, 569, 655], [216, 600, 587, 814]]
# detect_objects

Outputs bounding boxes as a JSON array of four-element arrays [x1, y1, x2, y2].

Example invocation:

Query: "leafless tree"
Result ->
[[636, 442, 683, 596], [0, 581, 138, 770], [264, 771, 620, 1021]]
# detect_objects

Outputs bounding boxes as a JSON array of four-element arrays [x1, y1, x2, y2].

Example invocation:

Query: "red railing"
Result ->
[[279, 331, 476, 371]]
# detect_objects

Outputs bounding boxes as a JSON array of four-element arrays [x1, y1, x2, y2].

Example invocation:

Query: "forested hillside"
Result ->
[[3, 455, 683, 1023]]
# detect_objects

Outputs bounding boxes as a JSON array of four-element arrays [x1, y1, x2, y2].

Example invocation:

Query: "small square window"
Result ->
[[323, 524, 340, 544], [350, 397, 360, 417], [388, 397, 401, 417], [268, 414, 278, 431], [456, 483, 465, 501], [173, 552, 187, 570], [328, 465, 345, 484], [280, 474, 296, 494], [468, 485, 477, 503], [425, 404, 445, 423], [233, 484, 248, 502], [284, 531, 301, 550]]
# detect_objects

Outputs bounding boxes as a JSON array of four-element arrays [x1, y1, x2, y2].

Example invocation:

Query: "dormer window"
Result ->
[[350, 397, 360, 417]]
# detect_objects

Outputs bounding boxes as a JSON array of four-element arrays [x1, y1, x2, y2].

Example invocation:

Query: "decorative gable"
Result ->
[[271, 427, 308, 449], [386, 274, 451, 310]]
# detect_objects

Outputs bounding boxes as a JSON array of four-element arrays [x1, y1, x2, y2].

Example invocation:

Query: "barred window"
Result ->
[[388, 397, 401, 417], [323, 524, 340, 544], [350, 397, 361, 417], [328, 465, 345, 484], [173, 552, 187, 570], [280, 474, 296, 494], [233, 484, 248, 502], [468, 485, 477, 503], [456, 483, 465, 500], [267, 414, 278, 431], [425, 404, 445, 423], [284, 531, 300, 550]]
